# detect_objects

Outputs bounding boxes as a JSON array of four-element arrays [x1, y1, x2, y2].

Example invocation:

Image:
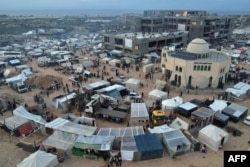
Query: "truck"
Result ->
[[10, 82, 29, 93], [151, 110, 166, 126]]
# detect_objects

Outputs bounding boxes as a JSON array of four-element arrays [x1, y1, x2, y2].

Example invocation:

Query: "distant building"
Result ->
[[126, 10, 234, 43], [103, 31, 188, 56], [161, 38, 231, 89]]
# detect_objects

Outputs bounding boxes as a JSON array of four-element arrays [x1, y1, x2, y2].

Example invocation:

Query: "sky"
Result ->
[[0, 0, 249, 12]]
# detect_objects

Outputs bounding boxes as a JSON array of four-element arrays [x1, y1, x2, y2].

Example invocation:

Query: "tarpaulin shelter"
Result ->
[[17, 150, 59, 167], [191, 107, 217, 127], [198, 124, 229, 151], [169, 117, 189, 130], [125, 78, 141, 91], [130, 103, 149, 125], [120, 136, 138, 161], [97, 126, 144, 138], [162, 96, 183, 110], [177, 102, 198, 117], [134, 134, 163, 161], [148, 89, 168, 100], [222, 103, 248, 123], [162, 129, 191, 158]]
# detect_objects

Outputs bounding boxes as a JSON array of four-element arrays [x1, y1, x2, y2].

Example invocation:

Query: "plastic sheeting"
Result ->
[[162, 96, 183, 110], [125, 78, 141, 91], [169, 117, 189, 130], [97, 126, 144, 137], [162, 129, 191, 158], [130, 103, 149, 125], [148, 89, 168, 100], [3, 116, 29, 130], [121, 137, 138, 161]]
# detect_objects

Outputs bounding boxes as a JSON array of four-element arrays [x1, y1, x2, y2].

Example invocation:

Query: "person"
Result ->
[[201, 144, 207, 153]]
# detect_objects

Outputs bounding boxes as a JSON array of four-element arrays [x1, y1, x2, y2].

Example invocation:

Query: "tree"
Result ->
[[74, 90, 86, 116]]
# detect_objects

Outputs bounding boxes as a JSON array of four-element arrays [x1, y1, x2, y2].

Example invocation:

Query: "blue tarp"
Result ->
[[134, 134, 163, 160]]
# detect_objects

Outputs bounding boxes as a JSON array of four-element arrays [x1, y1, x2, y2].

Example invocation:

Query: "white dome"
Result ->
[[187, 38, 209, 54]]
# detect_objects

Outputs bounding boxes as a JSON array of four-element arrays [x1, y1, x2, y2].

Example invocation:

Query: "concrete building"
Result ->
[[103, 31, 188, 56], [161, 38, 231, 89], [126, 10, 234, 43]]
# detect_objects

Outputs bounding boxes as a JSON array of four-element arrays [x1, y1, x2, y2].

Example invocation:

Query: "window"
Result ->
[[176, 66, 178, 71], [208, 66, 211, 71], [193, 65, 196, 71], [201, 66, 203, 71], [197, 65, 200, 71], [179, 67, 182, 72], [162, 53, 166, 57], [204, 66, 207, 71], [162, 64, 166, 68]]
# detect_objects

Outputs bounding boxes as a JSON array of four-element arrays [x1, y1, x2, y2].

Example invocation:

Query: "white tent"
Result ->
[[169, 117, 189, 130], [209, 99, 227, 112], [125, 78, 141, 91], [13, 106, 47, 125], [148, 89, 168, 100], [130, 103, 149, 125], [2, 116, 29, 131], [198, 124, 229, 151], [121, 136, 138, 161], [148, 124, 175, 134], [162, 96, 183, 110], [109, 59, 121, 66], [17, 150, 59, 167]]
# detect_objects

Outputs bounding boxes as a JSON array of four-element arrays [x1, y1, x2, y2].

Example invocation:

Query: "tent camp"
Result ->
[[148, 89, 168, 100], [13, 106, 47, 125], [162, 96, 183, 110], [97, 126, 145, 138], [169, 117, 189, 130], [125, 78, 141, 91], [72, 135, 115, 156], [130, 103, 149, 125], [162, 129, 191, 158], [121, 136, 138, 161], [198, 124, 229, 151], [134, 134, 163, 161], [16, 150, 59, 167]]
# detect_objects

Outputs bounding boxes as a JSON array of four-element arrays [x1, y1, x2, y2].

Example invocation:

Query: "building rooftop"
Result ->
[[186, 38, 209, 54]]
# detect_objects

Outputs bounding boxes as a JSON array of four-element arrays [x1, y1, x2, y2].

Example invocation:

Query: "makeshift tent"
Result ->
[[72, 135, 115, 156], [198, 124, 229, 151], [213, 112, 229, 128], [134, 134, 163, 160], [177, 102, 198, 117], [45, 117, 97, 136], [148, 89, 168, 100], [209, 100, 227, 112], [222, 103, 248, 122], [42, 130, 77, 151], [1, 116, 31, 137], [142, 63, 154, 73], [154, 79, 167, 90], [13, 106, 47, 125], [130, 103, 149, 125], [162, 129, 191, 158], [109, 59, 121, 67], [233, 82, 250, 96], [162, 96, 183, 110], [225, 88, 246, 98], [17, 150, 59, 167], [51, 92, 76, 110], [191, 107, 217, 127], [125, 78, 141, 91], [148, 124, 175, 134], [97, 126, 144, 137], [169, 117, 189, 130], [121, 136, 138, 161]]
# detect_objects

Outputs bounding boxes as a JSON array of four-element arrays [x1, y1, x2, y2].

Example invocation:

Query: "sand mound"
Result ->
[[25, 75, 62, 88]]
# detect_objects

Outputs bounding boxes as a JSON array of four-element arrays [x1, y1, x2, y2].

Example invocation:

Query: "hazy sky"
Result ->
[[0, 0, 249, 11]]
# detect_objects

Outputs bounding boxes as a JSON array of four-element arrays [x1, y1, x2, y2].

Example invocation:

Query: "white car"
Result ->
[[243, 115, 250, 125]]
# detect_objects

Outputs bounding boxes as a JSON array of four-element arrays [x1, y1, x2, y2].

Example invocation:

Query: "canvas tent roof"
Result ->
[[148, 89, 168, 100], [233, 82, 250, 92], [130, 103, 149, 124], [209, 100, 227, 112], [192, 107, 216, 120], [97, 126, 144, 137], [13, 106, 47, 125], [17, 150, 59, 167], [198, 124, 229, 151], [154, 79, 167, 90], [125, 78, 141, 91], [169, 117, 189, 130], [162, 96, 183, 110], [2, 116, 29, 130], [45, 117, 97, 136], [121, 136, 138, 161], [162, 129, 191, 158], [42, 131, 77, 151], [148, 124, 175, 134], [225, 88, 246, 97], [73, 135, 115, 151]]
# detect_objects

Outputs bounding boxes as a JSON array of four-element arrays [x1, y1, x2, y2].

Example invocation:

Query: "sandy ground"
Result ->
[[0, 51, 250, 167]]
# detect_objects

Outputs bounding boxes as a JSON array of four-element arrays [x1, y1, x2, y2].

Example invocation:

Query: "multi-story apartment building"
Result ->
[[103, 30, 188, 56], [126, 10, 234, 44]]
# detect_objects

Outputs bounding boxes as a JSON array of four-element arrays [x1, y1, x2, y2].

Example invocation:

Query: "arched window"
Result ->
[[176, 66, 178, 71], [179, 67, 182, 72], [197, 65, 200, 71]]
